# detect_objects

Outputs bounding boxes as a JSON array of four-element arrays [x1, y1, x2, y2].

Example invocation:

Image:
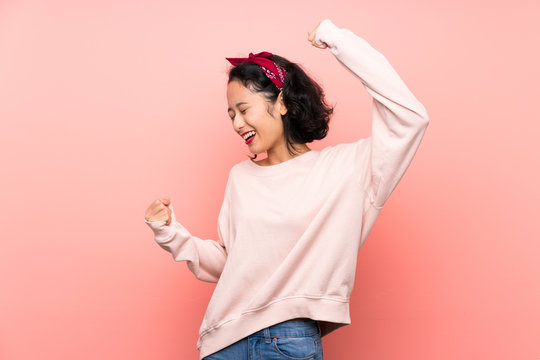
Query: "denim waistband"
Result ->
[[250, 318, 320, 341]]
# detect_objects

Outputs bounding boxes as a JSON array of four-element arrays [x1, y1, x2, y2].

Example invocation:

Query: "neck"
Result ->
[[260, 142, 311, 166]]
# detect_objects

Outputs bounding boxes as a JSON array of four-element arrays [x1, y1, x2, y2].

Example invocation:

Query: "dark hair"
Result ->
[[227, 54, 334, 160]]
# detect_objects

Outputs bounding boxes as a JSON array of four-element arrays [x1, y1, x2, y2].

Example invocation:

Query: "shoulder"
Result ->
[[227, 158, 254, 180], [320, 137, 370, 161], [231, 158, 251, 172]]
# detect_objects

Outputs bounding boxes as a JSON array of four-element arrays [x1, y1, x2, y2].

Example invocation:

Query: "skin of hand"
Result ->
[[307, 20, 328, 49], [145, 197, 172, 225]]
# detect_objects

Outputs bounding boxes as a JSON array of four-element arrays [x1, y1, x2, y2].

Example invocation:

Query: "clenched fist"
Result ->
[[144, 197, 174, 226], [307, 20, 328, 49]]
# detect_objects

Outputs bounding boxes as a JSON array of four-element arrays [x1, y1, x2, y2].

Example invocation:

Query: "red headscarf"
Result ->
[[226, 51, 287, 91]]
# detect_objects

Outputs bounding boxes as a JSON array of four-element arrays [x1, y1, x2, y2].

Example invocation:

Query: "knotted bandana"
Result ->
[[226, 51, 287, 91]]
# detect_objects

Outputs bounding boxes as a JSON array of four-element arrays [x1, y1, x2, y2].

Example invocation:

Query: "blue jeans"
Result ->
[[202, 318, 324, 360]]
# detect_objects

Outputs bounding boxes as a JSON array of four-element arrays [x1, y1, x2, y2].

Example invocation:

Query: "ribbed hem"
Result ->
[[197, 295, 351, 359], [144, 219, 173, 242]]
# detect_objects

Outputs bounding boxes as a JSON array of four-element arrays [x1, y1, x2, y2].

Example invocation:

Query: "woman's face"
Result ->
[[226, 79, 287, 155]]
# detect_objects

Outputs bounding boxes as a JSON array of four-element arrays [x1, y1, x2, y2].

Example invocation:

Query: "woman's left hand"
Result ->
[[307, 20, 328, 49]]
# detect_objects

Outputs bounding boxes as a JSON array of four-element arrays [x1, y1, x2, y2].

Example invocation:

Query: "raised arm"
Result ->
[[314, 19, 429, 211], [144, 183, 231, 283]]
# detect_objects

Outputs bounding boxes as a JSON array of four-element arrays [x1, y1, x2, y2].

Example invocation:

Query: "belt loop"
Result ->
[[264, 326, 271, 344], [316, 320, 321, 335]]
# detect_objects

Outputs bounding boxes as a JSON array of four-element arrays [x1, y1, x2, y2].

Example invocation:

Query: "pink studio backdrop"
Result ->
[[1, 1, 539, 359]]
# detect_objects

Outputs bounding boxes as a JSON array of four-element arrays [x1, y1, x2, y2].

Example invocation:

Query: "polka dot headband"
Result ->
[[226, 51, 287, 91]]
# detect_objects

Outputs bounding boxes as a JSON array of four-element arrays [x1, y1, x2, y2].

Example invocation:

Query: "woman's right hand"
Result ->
[[144, 197, 173, 225]]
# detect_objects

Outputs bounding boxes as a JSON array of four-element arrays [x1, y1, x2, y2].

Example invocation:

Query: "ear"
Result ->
[[278, 91, 288, 116]]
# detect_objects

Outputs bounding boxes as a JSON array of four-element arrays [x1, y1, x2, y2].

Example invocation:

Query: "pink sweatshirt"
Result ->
[[145, 19, 429, 359]]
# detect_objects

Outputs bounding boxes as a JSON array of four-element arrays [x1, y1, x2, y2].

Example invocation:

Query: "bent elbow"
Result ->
[[422, 112, 430, 127], [418, 114, 429, 133], [417, 104, 430, 127], [411, 109, 429, 136], [186, 261, 220, 283]]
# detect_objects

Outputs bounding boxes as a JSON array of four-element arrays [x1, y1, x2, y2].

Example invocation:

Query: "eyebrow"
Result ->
[[227, 102, 248, 112]]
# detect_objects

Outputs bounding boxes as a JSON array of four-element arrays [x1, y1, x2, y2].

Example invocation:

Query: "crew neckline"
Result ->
[[244, 149, 318, 176]]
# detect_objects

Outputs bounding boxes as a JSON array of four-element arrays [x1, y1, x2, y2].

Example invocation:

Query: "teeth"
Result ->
[[243, 130, 256, 140]]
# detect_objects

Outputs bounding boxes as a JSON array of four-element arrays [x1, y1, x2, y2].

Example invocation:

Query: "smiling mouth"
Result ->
[[245, 133, 255, 144]]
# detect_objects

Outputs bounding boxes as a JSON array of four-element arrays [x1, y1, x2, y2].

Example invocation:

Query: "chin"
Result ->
[[249, 145, 265, 155]]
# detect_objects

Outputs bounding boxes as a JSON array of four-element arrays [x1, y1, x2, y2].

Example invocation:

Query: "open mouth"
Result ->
[[244, 131, 256, 144]]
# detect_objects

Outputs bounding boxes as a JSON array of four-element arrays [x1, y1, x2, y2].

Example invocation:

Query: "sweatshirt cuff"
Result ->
[[144, 219, 174, 242], [314, 19, 341, 49]]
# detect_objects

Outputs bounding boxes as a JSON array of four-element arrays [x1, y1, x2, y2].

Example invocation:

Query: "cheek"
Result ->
[[271, 118, 284, 134]]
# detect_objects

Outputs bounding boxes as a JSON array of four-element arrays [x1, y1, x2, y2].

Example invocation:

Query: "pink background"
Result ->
[[1, 0, 539, 359]]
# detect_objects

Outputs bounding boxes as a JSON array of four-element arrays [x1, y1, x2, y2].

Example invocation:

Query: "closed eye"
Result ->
[[228, 108, 247, 120]]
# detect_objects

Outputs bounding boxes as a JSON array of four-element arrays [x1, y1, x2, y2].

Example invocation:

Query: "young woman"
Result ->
[[144, 18, 429, 360]]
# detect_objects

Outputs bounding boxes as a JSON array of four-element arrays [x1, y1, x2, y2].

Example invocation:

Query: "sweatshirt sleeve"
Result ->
[[144, 178, 231, 283], [314, 19, 430, 212]]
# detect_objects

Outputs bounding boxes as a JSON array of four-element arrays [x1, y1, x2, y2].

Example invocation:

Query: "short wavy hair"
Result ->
[[227, 54, 334, 160]]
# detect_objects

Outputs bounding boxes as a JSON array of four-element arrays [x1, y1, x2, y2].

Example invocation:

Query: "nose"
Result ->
[[232, 115, 245, 133]]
